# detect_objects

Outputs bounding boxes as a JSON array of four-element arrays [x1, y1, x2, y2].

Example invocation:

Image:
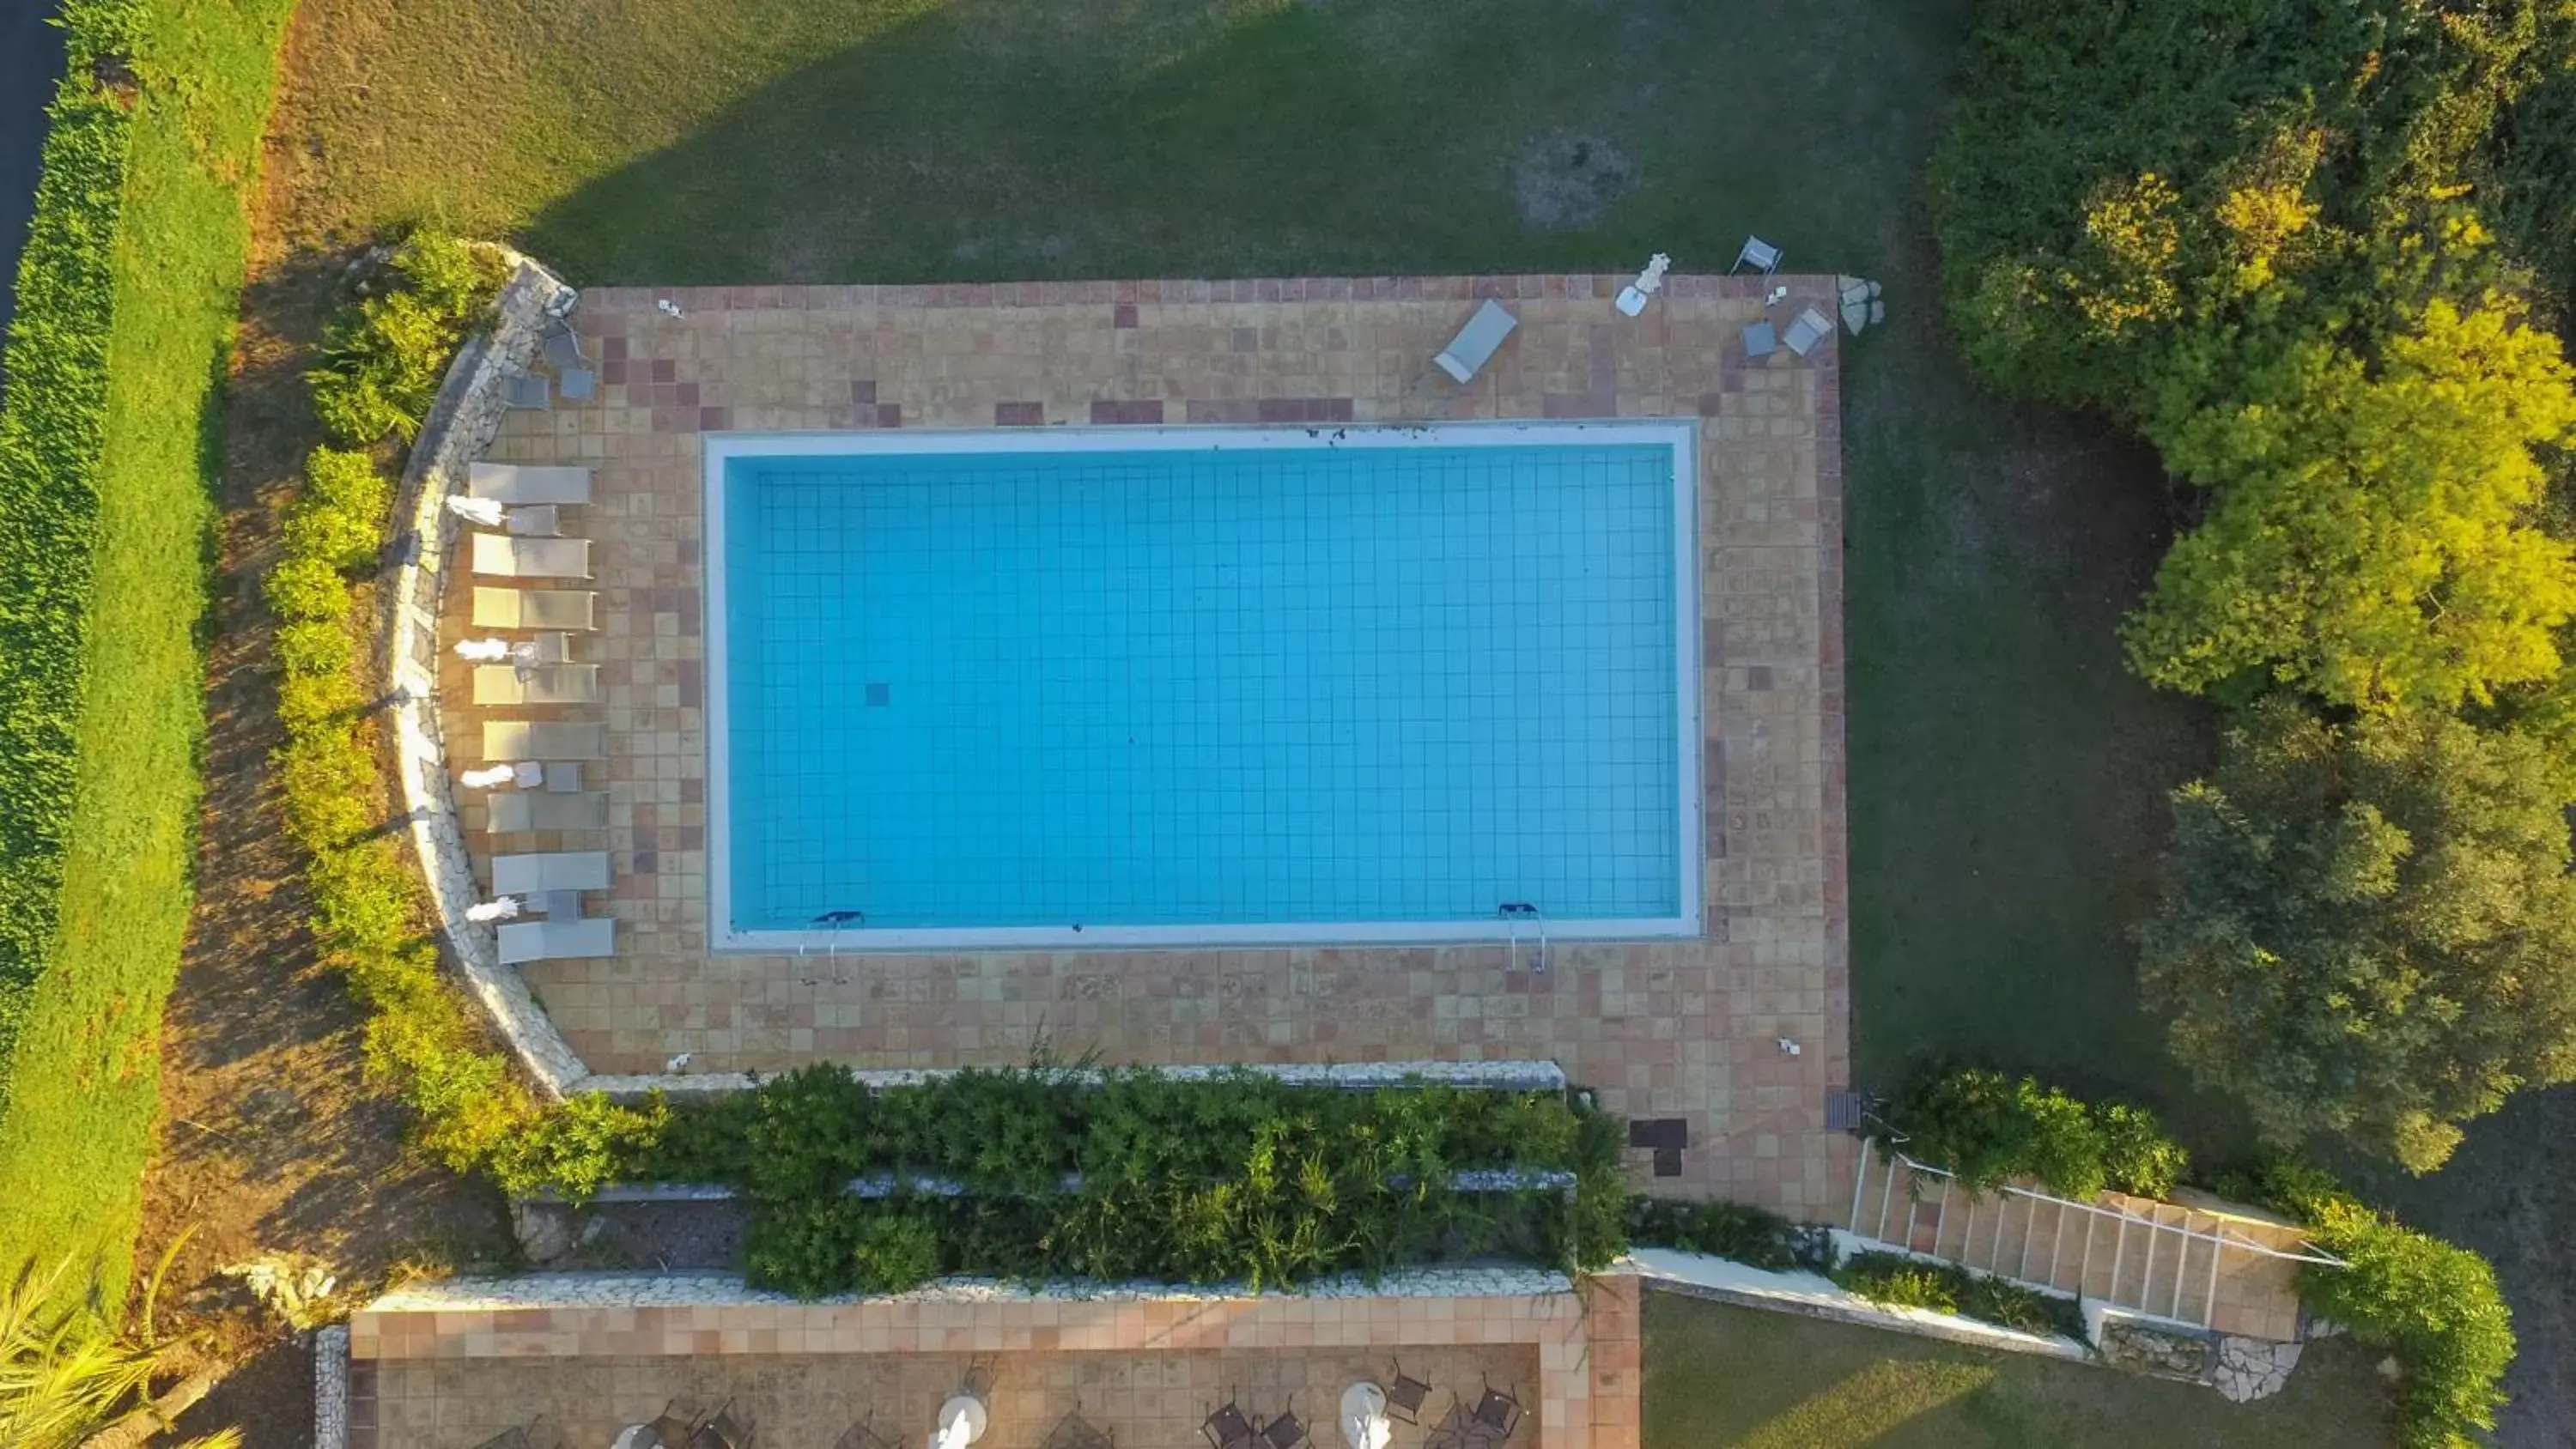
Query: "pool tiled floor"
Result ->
[[445, 273, 1850, 1216]]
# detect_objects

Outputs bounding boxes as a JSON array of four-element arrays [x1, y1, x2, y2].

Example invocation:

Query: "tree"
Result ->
[[2124, 295, 2576, 711], [2136, 698, 2576, 1170], [0, 1249, 239, 1449]]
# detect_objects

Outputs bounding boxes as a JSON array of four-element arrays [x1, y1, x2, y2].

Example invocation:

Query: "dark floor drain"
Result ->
[[866, 682, 890, 706]]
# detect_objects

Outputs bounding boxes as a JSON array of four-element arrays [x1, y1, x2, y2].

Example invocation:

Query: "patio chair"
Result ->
[[1259, 1402, 1309, 1449], [469, 463, 593, 505], [474, 586, 598, 631], [471, 1422, 563, 1449], [503, 504, 562, 537], [471, 533, 592, 579], [560, 367, 598, 401], [1742, 318, 1778, 361], [1201, 1397, 1257, 1449], [1729, 235, 1782, 275], [1420, 1398, 1473, 1449], [485, 790, 610, 833], [1041, 1404, 1115, 1449], [497, 915, 615, 964], [1432, 298, 1518, 384], [689, 1398, 752, 1447], [493, 850, 611, 895], [1384, 1361, 1433, 1426], [472, 663, 601, 706], [1783, 306, 1835, 358], [1467, 1378, 1523, 1443], [503, 373, 551, 409], [542, 319, 588, 370], [647, 1401, 707, 1447], [483, 719, 608, 761], [833, 1412, 896, 1449]]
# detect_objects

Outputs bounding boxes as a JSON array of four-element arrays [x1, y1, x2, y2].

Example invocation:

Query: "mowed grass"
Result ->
[[0, 0, 294, 1288], [1643, 1293, 2391, 1449]]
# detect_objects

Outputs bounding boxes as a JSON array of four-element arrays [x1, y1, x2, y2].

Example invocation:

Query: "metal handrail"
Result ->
[[1876, 1152, 2346, 1268]]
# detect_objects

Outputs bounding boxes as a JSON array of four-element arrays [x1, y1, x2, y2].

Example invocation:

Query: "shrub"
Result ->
[[2301, 1197, 2515, 1449], [487, 1093, 671, 1201], [1625, 1197, 1798, 1270], [0, 0, 145, 1103], [609, 1064, 1627, 1297], [1831, 1251, 2087, 1342], [1886, 1069, 2190, 1200], [307, 233, 506, 446]]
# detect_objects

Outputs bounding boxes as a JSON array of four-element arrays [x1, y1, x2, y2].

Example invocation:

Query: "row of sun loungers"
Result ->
[[459, 464, 617, 963]]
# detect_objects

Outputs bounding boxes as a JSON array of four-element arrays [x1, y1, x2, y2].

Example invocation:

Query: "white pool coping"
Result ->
[[702, 420, 1704, 953]]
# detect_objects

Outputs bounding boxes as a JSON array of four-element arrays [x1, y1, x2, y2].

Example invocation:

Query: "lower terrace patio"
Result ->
[[440, 272, 1850, 1216]]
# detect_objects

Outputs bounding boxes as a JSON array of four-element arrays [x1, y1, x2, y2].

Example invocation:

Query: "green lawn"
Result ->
[[0, 0, 293, 1288], [1643, 1292, 2391, 1448]]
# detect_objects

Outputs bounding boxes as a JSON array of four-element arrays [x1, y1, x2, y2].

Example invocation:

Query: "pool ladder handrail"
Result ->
[[1498, 902, 1548, 975]]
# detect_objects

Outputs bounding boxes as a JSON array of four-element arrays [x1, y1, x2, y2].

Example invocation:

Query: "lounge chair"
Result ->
[[472, 586, 597, 631], [559, 367, 598, 402], [1783, 306, 1835, 357], [472, 664, 599, 706], [471, 534, 592, 579], [503, 504, 562, 537], [1742, 319, 1778, 361], [503, 373, 551, 409], [469, 464, 593, 505], [1431, 299, 1517, 384], [485, 791, 610, 833], [483, 720, 608, 761], [493, 850, 611, 894], [1729, 235, 1782, 276], [497, 913, 611, 965], [542, 319, 587, 370]]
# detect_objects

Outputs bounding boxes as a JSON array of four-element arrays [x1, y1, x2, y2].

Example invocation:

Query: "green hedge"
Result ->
[[1830, 1250, 2089, 1343], [0, 0, 143, 1105], [267, 238, 538, 1173], [1624, 1196, 1801, 1270], [505, 1064, 1630, 1297], [1885, 1069, 2187, 1199], [2228, 1161, 2514, 1449]]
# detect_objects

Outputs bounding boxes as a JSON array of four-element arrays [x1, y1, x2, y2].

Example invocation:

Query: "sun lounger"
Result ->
[[497, 917, 615, 964], [471, 534, 592, 579], [493, 851, 611, 895], [486, 791, 611, 833], [469, 464, 593, 506], [1783, 306, 1835, 357], [473, 664, 599, 706], [503, 374, 551, 410], [483, 720, 608, 761], [1432, 300, 1517, 385], [472, 587, 597, 631]]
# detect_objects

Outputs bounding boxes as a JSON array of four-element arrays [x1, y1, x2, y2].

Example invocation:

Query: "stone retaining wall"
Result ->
[[380, 249, 586, 1096]]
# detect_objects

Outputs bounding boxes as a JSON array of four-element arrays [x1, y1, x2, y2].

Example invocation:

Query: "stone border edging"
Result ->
[[1623, 1246, 2095, 1364], [313, 1323, 349, 1449], [361, 1264, 1575, 1313], [583, 1057, 1570, 1102], [381, 249, 587, 1097]]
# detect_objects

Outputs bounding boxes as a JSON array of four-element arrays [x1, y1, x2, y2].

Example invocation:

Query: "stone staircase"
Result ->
[[1845, 1149, 2327, 1340]]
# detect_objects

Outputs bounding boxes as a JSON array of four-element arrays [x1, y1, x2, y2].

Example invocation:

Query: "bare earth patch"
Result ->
[[1511, 131, 1635, 231]]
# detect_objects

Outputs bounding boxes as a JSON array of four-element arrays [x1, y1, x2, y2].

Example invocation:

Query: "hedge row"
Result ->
[[1886, 1068, 2187, 1199], [266, 237, 542, 1173], [1831, 1249, 2089, 1343], [0, 0, 145, 1106], [506, 1063, 1631, 1298]]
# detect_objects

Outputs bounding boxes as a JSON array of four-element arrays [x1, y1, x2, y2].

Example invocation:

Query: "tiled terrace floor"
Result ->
[[444, 273, 1850, 1214]]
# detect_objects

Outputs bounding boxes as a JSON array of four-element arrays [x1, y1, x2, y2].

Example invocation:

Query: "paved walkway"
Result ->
[[452, 273, 1852, 1215]]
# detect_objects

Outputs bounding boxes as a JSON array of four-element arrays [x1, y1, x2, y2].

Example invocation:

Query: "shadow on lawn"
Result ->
[[522, 0, 1947, 287]]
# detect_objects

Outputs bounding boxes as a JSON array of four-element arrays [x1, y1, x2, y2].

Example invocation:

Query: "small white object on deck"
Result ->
[[447, 495, 506, 527], [454, 638, 513, 662], [458, 763, 518, 789], [1431, 299, 1518, 384], [465, 897, 522, 924]]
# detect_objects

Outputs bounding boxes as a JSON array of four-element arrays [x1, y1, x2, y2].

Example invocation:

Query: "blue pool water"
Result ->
[[713, 430, 1694, 943]]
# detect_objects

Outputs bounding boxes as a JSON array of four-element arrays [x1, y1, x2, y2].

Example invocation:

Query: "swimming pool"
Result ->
[[705, 421, 1701, 950]]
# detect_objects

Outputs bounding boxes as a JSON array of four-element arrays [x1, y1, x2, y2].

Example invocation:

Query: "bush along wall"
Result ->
[[1882, 1067, 2188, 1199], [0, 0, 144, 1108], [500, 1064, 1631, 1298], [267, 233, 553, 1174], [1830, 1250, 2090, 1344], [2226, 1161, 2513, 1449]]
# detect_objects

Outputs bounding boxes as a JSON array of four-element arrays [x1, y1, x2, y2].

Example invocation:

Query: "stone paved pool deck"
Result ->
[[447, 272, 1852, 1217]]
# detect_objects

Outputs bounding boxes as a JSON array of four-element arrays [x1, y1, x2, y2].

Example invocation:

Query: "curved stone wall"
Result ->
[[382, 251, 586, 1096]]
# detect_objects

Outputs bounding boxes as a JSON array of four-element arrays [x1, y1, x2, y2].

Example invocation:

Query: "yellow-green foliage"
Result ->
[[2127, 295, 2576, 712], [308, 234, 507, 446]]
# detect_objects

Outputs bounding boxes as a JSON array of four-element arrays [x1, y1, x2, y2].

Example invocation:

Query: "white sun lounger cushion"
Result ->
[[492, 850, 611, 894], [471, 534, 592, 579], [472, 587, 597, 631], [482, 720, 608, 761], [497, 917, 615, 964], [486, 791, 611, 833], [1433, 300, 1518, 384], [468, 464, 593, 505], [472, 664, 599, 706]]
